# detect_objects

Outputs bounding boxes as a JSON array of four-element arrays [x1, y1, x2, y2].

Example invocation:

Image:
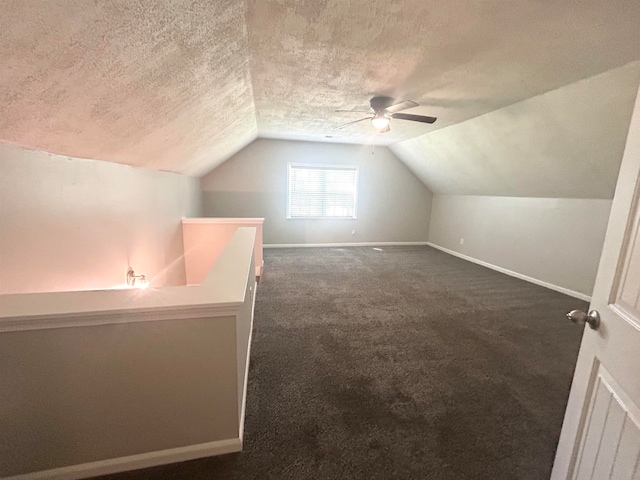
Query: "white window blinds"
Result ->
[[287, 164, 359, 219]]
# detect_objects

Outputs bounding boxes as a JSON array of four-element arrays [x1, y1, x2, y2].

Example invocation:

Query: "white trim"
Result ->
[[264, 241, 430, 248], [239, 280, 257, 443], [182, 218, 264, 224], [0, 303, 242, 333], [427, 242, 591, 302], [5, 438, 242, 480]]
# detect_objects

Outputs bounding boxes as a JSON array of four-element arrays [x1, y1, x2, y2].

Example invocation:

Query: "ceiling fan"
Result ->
[[335, 96, 437, 133]]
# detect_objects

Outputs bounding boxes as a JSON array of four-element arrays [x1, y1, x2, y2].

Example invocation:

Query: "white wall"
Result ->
[[428, 195, 612, 297], [200, 139, 433, 245], [0, 143, 202, 294], [0, 316, 239, 477]]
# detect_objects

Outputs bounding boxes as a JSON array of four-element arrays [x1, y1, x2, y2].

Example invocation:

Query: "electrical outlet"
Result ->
[[351, 229, 356, 235], [460, 238, 465, 245]]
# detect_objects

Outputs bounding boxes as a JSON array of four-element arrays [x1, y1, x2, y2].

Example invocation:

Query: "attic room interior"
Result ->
[[2, 1, 640, 479]]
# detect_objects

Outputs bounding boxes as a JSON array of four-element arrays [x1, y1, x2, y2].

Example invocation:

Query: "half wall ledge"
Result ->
[[0, 228, 257, 479], [182, 217, 264, 282]]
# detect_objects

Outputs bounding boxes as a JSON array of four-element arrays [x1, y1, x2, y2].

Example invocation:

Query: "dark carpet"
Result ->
[[96, 246, 586, 480]]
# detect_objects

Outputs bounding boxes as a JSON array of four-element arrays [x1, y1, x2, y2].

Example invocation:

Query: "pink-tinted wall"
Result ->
[[182, 218, 264, 285], [0, 143, 202, 294]]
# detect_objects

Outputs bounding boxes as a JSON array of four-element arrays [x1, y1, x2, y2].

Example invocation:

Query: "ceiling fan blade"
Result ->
[[335, 109, 371, 113], [385, 100, 418, 114], [390, 112, 437, 124], [334, 116, 372, 129]]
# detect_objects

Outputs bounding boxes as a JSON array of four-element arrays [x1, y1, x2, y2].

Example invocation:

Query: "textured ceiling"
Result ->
[[0, 0, 256, 176], [390, 62, 640, 199], [247, 0, 640, 145], [0, 0, 639, 176]]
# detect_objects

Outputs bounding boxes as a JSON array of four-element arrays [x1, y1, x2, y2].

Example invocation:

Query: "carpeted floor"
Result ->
[[96, 246, 586, 480]]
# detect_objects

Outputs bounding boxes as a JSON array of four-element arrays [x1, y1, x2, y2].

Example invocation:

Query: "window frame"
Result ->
[[286, 163, 359, 220]]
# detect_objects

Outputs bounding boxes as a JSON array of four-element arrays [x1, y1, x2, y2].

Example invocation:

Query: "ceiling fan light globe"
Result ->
[[371, 115, 389, 129]]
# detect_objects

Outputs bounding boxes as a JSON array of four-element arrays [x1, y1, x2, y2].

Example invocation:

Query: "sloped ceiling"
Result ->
[[391, 62, 640, 199], [0, 0, 639, 180], [0, 0, 257, 176]]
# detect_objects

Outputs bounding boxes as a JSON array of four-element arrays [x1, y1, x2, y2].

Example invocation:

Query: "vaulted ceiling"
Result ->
[[392, 62, 640, 198], [1, 0, 640, 183]]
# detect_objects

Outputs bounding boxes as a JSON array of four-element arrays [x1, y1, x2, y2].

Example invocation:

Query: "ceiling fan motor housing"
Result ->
[[370, 96, 395, 112]]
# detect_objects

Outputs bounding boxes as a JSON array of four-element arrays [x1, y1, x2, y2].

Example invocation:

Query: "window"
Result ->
[[287, 163, 358, 219]]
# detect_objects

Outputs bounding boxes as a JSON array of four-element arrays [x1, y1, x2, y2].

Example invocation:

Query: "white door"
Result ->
[[551, 87, 640, 479]]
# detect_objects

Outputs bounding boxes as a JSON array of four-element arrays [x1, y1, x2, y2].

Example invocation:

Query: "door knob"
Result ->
[[567, 310, 600, 330]]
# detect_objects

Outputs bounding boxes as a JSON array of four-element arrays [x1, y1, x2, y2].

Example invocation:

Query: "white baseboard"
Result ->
[[264, 241, 430, 248], [426, 242, 591, 302], [6, 438, 242, 480]]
